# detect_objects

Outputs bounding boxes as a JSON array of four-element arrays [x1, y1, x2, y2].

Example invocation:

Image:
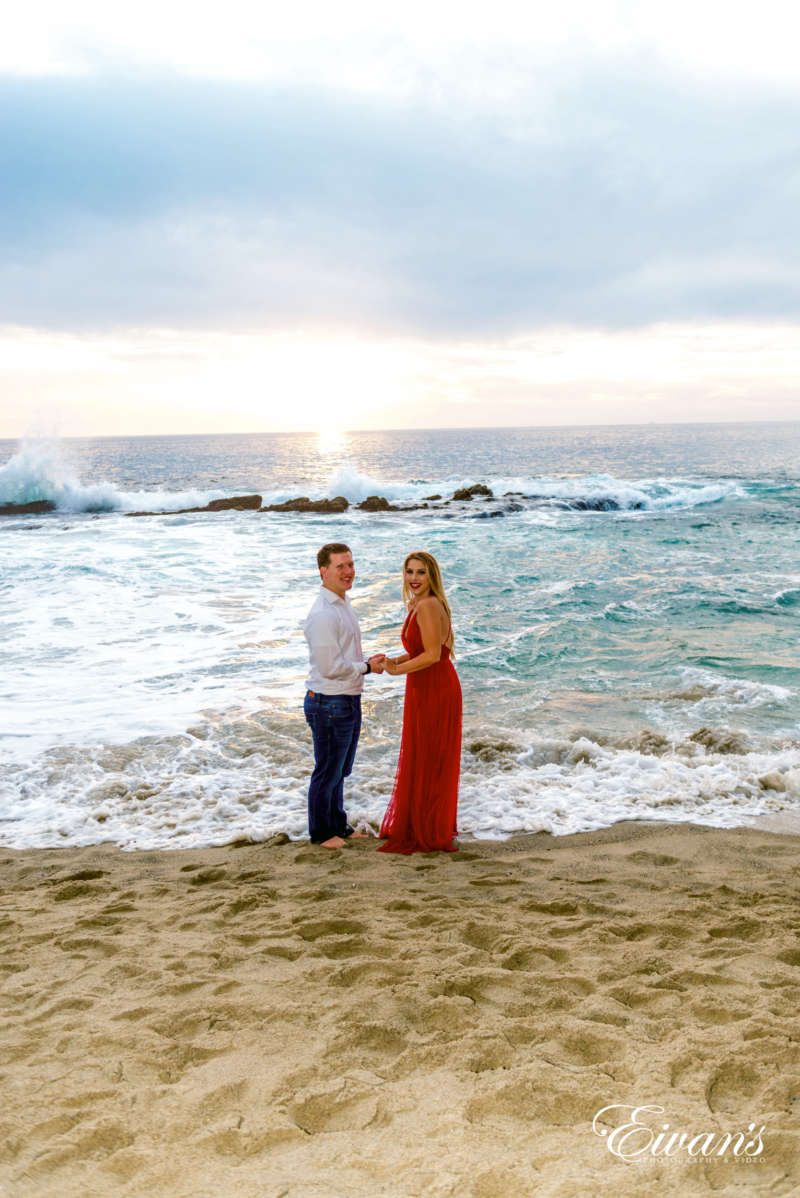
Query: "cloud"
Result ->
[[1, 64, 800, 333], [2, 322, 799, 440]]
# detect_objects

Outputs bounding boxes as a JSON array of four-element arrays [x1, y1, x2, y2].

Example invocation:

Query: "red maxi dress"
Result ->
[[378, 609, 462, 855]]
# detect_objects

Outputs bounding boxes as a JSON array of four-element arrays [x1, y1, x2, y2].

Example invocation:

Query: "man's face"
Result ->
[[320, 551, 356, 594]]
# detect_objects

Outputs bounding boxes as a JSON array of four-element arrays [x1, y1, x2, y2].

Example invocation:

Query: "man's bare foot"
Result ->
[[319, 836, 347, 848], [349, 832, 368, 838]]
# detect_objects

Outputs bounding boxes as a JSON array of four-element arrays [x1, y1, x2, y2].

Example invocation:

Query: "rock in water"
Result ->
[[204, 495, 262, 511], [261, 496, 350, 513], [0, 500, 57, 515], [126, 494, 263, 517], [355, 495, 398, 511], [452, 484, 493, 501]]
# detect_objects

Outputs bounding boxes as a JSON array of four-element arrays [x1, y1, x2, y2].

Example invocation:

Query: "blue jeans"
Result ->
[[304, 691, 362, 843]]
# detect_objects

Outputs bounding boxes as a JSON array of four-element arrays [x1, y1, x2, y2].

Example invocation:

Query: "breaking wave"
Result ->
[[1, 441, 742, 518], [266, 465, 741, 514], [1, 712, 798, 851], [0, 439, 226, 513], [2, 426, 798, 851]]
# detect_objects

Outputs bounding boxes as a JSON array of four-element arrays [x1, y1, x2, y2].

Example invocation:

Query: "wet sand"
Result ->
[[2, 821, 800, 1198]]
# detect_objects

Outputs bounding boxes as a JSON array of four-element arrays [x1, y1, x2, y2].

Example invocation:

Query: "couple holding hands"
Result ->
[[303, 542, 462, 854]]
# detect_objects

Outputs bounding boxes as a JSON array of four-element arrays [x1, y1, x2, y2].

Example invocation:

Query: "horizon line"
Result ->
[[2, 417, 800, 443]]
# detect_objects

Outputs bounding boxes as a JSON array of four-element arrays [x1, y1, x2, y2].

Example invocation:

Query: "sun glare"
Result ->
[[315, 430, 348, 456], [2, 324, 799, 439]]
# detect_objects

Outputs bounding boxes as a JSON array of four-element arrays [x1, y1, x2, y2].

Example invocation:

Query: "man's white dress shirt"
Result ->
[[304, 586, 369, 695]]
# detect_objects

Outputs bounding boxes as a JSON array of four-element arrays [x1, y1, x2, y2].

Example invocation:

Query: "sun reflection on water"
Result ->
[[316, 430, 348, 458]]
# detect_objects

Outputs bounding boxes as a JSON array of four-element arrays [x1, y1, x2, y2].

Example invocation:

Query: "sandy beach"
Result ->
[[2, 821, 800, 1198]]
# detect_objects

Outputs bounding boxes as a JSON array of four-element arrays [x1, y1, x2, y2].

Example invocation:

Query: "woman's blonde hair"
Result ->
[[402, 551, 455, 656]]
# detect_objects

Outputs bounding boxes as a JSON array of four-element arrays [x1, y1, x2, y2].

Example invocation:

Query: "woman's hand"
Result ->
[[383, 657, 400, 675]]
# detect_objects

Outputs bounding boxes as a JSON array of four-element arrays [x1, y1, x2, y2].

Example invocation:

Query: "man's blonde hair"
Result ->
[[402, 551, 455, 656]]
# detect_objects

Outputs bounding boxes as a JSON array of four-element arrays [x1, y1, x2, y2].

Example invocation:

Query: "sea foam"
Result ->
[[0, 439, 226, 513], [2, 714, 798, 851], [2, 440, 740, 516], [2, 428, 798, 850], [312, 467, 741, 512]]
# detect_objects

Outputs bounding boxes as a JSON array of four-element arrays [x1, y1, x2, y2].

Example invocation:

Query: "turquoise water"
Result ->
[[1, 423, 799, 849]]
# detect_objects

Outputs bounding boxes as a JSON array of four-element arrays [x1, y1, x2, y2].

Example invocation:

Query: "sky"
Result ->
[[1, 0, 800, 436]]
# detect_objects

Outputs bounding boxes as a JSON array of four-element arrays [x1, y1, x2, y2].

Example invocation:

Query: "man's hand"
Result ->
[[368, 654, 386, 674]]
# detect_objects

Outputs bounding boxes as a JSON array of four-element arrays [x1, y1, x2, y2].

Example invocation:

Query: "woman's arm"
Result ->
[[385, 601, 443, 675]]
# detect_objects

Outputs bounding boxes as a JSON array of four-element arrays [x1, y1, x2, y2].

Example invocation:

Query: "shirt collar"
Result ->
[[320, 585, 348, 605]]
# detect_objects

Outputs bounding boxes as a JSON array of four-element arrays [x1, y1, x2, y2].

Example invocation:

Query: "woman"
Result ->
[[378, 551, 462, 855]]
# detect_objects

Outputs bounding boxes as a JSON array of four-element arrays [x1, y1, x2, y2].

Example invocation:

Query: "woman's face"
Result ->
[[405, 558, 431, 601]]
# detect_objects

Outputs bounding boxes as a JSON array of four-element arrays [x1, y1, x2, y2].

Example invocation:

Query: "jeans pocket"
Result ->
[[326, 697, 353, 720]]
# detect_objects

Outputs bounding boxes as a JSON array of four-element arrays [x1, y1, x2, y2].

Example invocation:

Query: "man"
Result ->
[[303, 542, 385, 848]]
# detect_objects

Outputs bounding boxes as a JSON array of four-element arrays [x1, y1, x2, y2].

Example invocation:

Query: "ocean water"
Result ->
[[1, 423, 799, 851]]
